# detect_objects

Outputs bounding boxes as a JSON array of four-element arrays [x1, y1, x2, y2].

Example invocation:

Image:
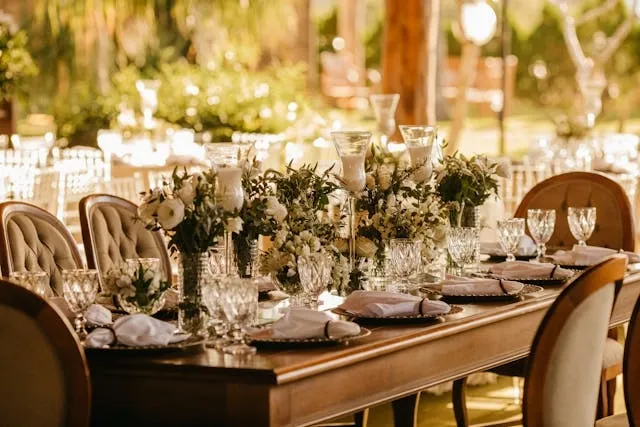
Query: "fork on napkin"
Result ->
[[441, 276, 523, 296], [548, 245, 640, 266], [488, 261, 574, 279], [271, 309, 361, 339], [85, 314, 189, 348], [338, 291, 451, 318]]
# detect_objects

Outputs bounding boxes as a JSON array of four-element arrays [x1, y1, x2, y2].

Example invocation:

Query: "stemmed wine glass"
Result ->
[[331, 131, 371, 271], [398, 125, 437, 183], [298, 253, 332, 309], [9, 271, 51, 298], [389, 238, 422, 293], [369, 94, 400, 151], [218, 277, 258, 356], [447, 228, 479, 276], [496, 218, 525, 262], [527, 209, 556, 261], [62, 269, 100, 340], [568, 207, 596, 246]]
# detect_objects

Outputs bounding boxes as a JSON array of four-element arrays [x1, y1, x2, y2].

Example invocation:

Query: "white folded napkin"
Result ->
[[272, 309, 361, 339], [85, 314, 189, 348], [441, 276, 523, 296], [85, 304, 112, 326], [338, 290, 451, 317], [480, 235, 537, 256], [488, 261, 573, 279], [549, 245, 640, 266]]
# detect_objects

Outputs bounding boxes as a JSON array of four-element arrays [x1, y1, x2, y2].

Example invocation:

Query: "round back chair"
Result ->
[[514, 172, 635, 251], [0, 281, 90, 427], [522, 254, 627, 426]]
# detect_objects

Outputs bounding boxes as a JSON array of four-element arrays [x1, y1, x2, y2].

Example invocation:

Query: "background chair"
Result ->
[[79, 194, 171, 281], [513, 171, 635, 251], [0, 201, 84, 295], [522, 255, 626, 426], [0, 280, 91, 427]]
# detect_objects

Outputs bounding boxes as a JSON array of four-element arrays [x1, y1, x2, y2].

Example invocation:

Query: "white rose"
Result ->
[[265, 196, 287, 223], [495, 158, 512, 179], [156, 198, 185, 230], [225, 216, 244, 234], [378, 168, 393, 191], [137, 189, 162, 223], [356, 237, 378, 258], [176, 176, 197, 206]]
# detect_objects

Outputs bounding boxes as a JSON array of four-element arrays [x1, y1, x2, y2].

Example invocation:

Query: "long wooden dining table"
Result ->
[[87, 269, 640, 427]]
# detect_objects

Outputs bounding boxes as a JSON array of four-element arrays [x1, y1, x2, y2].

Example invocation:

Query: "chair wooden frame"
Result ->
[[0, 280, 91, 426], [522, 255, 627, 426], [623, 292, 640, 426], [514, 171, 635, 251], [0, 201, 84, 276], [79, 194, 171, 279]]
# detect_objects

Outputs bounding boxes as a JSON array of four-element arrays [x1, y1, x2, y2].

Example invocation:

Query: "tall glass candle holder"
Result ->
[[370, 94, 400, 151], [331, 131, 371, 271], [399, 125, 437, 183]]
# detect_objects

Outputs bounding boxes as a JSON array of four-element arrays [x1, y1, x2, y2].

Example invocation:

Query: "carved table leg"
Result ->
[[452, 377, 469, 427], [391, 393, 420, 427]]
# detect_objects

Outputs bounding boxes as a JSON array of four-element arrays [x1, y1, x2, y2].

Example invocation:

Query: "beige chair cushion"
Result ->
[[89, 204, 167, 277], [0, 305, 66, 426], [6, 214, 79, 295], [604, 337, 624, 368], [596, 413, 629, 427], [542, 284, 615, 427]]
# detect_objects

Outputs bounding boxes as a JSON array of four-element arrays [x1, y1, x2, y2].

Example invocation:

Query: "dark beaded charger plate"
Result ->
[[331, 305, 464, 324], [429, 284, 545, 303], [249, 327, 372, 348], [84, 335, 205, 353]]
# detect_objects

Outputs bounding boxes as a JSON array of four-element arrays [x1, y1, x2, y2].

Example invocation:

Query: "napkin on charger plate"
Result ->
[[441, 276, 523, 296], [85, 304, 113, 326], [272, 309, 361, 339], [338, 290, 451, 318], [549, 245, 640, 266], [480, 235, 537, 257], [488, 261, 574, 279], [85, 314, 189, 348]]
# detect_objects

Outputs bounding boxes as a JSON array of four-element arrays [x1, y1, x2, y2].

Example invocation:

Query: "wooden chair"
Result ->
[[0, 280, 91, 426], [0, 201, 84, 296], [79, 194, 171, 281], [513, 171, 635, 251], [521, 255, 627, 426], [596, 292, 640, 427]]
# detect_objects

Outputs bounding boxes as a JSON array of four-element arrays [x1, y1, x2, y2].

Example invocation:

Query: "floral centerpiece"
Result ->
[[435, 153, 510, 227], [138, 167, 230, 333], [0, 12, 37, 99], [357, 147, 448, 273], [260, 164, 351, 296], [102, 260, 171, 315]]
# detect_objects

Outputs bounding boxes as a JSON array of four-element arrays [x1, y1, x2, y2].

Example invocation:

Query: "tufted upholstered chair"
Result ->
[[0, 201, 84, 295], [514, 171, 635, 251], [0, 280, 91, 427], [523, 255, 626, 426], [78, 194, 171, 282]]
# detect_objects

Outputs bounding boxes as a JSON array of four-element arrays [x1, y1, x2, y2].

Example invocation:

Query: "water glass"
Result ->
[[527, 209, 556, 260], [398, 125, 437, 183], [447, 227, 479, 276], [389, 238, 422, 292], [297, 253, 332, 309], [568, 207, 596, 246], [496, 218, 525, 262], [9, 271, 51, 298], [202, 276, 230, 349], [62, 269, 100, 340], [218, 277, 258, 356]]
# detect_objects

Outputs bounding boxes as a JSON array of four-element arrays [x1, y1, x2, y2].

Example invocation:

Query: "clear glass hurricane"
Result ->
[[568, 207, 597, 246], [369, 94, 400, 150], [332, 130, 371, 272], [9, 271, 51, 298], [388, 238, 422, 293], [527, 209, 556, 261], [447, 227, 479, 276], [218, 277, 258, 356], [297, 253, 332, 310], [398, 125, 437, 183], [497, 218, 526, 262], [62, 269, 100, 340]]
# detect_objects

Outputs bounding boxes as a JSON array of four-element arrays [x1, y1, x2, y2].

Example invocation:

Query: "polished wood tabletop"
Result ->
[[88, 270, 640, 427]]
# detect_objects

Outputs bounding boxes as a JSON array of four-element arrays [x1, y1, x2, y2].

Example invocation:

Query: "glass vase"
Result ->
[[234, 238, 259, 278], [177, 252, 210, 334], [116, 293, 166, 316]]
